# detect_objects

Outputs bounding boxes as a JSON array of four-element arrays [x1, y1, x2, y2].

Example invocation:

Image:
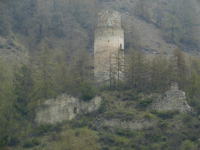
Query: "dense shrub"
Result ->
[[97, 100, 106, 114], [139, 98, 153, 107], [7, 136, 20, 146], [81, 85, 97, 101], [23, 138, 41, 148], [68, 116, 91, 128], [36, 124, 53, 134], [157, 110, 179, 119], [50, 122, 62, 133]]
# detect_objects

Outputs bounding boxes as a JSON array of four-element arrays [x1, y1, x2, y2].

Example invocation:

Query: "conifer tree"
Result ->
[[30, 42, 55, 105], [153, 3, 164, 28], [133, 0, 151, 22], [70, 50, 95, 100], [52, 49, 70, 93], [125, 49, 147, 92], [13, 64, 34, 116], [188, 70, 200, 96], [0, 59, 16, 146], [162, 14, 180, 44], [172, 48, 188, 90], [150, 54, 170, 91], [189, 56, 200, 75]]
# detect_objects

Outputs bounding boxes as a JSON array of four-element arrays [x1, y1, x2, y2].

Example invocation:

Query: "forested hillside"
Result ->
[[1, 0, 200, 63], [1, 0, 200, 149]]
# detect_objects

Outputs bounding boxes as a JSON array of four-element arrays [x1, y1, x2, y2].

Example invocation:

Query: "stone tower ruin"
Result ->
[[94, 10, 124, 82]]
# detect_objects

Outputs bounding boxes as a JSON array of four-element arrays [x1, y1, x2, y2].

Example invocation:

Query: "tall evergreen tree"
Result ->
[[30, 42, 55, 105], [150, 54, 170, 91], [0, 59, 16, 146], [172, 48, 188, 90], [52, 49, 70, 93], [125, 49, 147, 92], [13, 64, 34, 116], [70, 50, 95, 100], [162, 14, 180, 44]]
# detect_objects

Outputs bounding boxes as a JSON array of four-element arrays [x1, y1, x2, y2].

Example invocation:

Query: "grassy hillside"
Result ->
[[4, 91, 199, 150]]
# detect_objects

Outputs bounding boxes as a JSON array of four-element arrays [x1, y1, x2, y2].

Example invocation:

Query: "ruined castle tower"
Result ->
[[94, 10, 124, 82]]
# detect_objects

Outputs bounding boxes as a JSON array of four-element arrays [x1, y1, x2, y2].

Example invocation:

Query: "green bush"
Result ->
[[50, 122, 62, 133], [144, 113, 151, 120], [181, 140, 197, 150], [150, 109, 158, 114], [81, 84, 97, 101], [36, 124, 53, 134], [116, 127, 135, 137], [157, 110, 179, 119], [158, 120, 169, 128], [23, 138, 41, 148], [8, 135, 20, 146], [139, 98, 153, 107], [98, 100, 106, 114], [122, 90, 132, 96], [0, 136, 9, 147], [68, 116, 91, 128], [102, 124, 108, 131], [163, 51, 168, 55]]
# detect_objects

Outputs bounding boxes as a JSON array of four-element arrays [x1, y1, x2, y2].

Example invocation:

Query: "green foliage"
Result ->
[[162, 0, 199, 46], [139, 98, 153, 107], [181, 140, 197, 150], [104, 109, 135, 121], [97, 99, 106, 114], [23, 138, 41, 148], [36, 124, 53, 134], [133, 0, 151, 22], [81, 83, 97, 101], [156, 110, 179, 119], [125, 49, 148, 92], [158, 120, 169, 128], [13, 64, 34, 116], [116, 128, 135, 137], [67, 116, 92, 128], [144, 113, 151, 120], [55, 127, 100, 150]]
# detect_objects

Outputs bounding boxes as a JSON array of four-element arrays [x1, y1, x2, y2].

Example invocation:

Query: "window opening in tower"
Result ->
[[109, 20, 112, 26]]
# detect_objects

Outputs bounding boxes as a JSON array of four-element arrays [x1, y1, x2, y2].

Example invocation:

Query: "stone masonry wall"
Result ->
[[34, 94, 102, 125], [97, 10, 121, 28], [148, 90, 191, 112], [94, 10, 124, 82], [95, 118, 157, 132]]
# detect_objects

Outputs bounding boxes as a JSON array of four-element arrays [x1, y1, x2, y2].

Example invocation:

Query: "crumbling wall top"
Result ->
[[97, 10, 121, 28], [171, 81, 179, 90]]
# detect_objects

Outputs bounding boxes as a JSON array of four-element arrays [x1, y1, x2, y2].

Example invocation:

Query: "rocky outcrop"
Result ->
[[148, 90, 191, 112], [34, 94, 102, 125]]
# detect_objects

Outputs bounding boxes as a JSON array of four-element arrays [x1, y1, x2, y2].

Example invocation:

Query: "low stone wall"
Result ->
[[148, 90, 191, 112], [34, 94, 102, 125], [95, 118, 157, 131]]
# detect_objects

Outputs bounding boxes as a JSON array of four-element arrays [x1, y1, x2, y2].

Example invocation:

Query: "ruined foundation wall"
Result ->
[[34, 94, 102, 125], [148, 90, 191, 112]]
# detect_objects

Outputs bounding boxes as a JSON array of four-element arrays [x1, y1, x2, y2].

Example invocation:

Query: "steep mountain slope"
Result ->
[[1, 0, 200, 66]]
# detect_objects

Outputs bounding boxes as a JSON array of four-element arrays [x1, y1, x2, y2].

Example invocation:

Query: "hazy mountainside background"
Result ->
[[1, 0, 200, 65], [2, 0, 200, 149]]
